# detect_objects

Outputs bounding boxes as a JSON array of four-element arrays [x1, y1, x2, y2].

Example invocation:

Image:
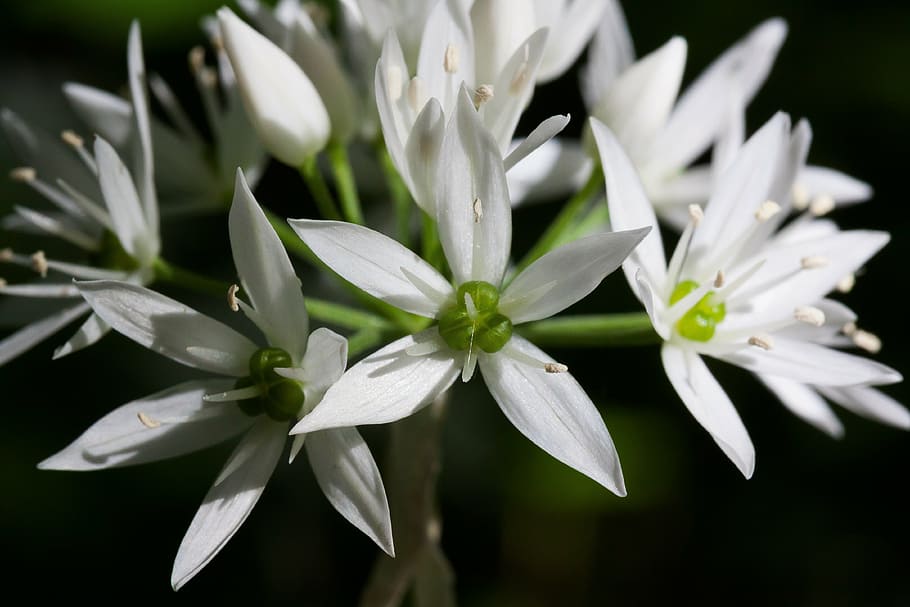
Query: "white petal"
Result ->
[[127, 22, 159, 238], [0, 283, 81, 298], [437, 87, 512, 285], [759, 374, 843, 438], [416, 0, 475, 115], [506, 137, 592, 206], [501, 227, 649, 323], [288, 219, 451, 317], [12, 205, 98, 251], [291, 331, 460, 433], [0, 301, 89, 366], [52, 312, 110, 360], [300, 327, 348, 407], [229, 169, 309, 360], [589, 118, 667, 288], [536, 0, 608, 82], [78, 280, 258, 376], [798, 165, 872, 206], [38, 379, 251, 470], [305, 427, 394, 555], [62, 82, 133, 147], [404, 98, 446, 214], [648, 166, 713, 225], [171, 418, 286, 590], [374, 32, 415, 192], [480, 335, 625, 495], [503, 114, 569, 172], [661, 344, 755, 478], [580, 0, 634, 107], [818, 386, 910, 430], [470, 0, 538, 87]]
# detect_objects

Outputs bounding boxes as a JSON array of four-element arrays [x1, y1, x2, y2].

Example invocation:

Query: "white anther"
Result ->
[[199, 67, 218, 88], [794, 305, 826, 327], [688, 204, 704, 225], [509, 62, 529, 94], [0, 247, 12, 261], [544, 362, 568, 374], [748, 334, 774, 350], [473, 84, 494, 107], [836, 273, 856, 293], [714, 270, 725, 288], [444, 43, 459, 73], [809, 194, 835, 217], [386, 66, 403, 101], [842, 321, 858, 336], [755, 200, 781, 222], [31, 250, 48, 277], [61, 130, 84, 148], [0, 277, 6, 287], [10, 167, 36, 182], [227, 284, 240, 312], [473, 197, 483, 223], [188, 46, 205, 73], [852, 329, 882, 354], [407, 76, 425, 112], [791, 182, 810, 210], [137, 412, 161, 429], [210, 34, 224, 53], [801, 255, 829, 269]]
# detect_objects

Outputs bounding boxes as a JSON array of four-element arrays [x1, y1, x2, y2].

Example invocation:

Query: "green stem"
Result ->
[[517, 313, 660, 347], [300, 155, 342, 220], [327, 142, 365, 224], [346, 328, 384, 359], [152, 258, 227, 297], [376, 139, 413, 247], [306, 298, 395, 332], [510, 167, 604, 281]]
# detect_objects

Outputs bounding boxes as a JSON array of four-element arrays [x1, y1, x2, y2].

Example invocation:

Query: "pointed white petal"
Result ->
[[42, 258, 132, 281], [661, 344, 755, 478], [580, 0, 635, 107], [229, 169, 309, 360], [171, 418, 286, 590], [501, 227, 649, 323], [798, 165, 872, 206], [416, 0, 475, 115], [759, 374, 843, 438], [404, 98, 446, 214], [306, 427, 394, 555], [437, 87, 512, 285], [536, 0, 608, 82], [0, 283, 81, 298], [374, 32, 416, 194], [127, 22, 159, 238], [480, 335, 625, 495], [38, 379, 251, 470], [291, 332, 460, 434], [78, 280, 258, 376], [503, 114, 569, 172], [648, 166, 713, 226], [506, 136, 591, 205], [288, 219, 451, 317], [11, 206, 98, 251], [52, 312, 110, 360], [300, 327, 348, 407], [0, 301, 89, 366], [62, 83, 133, 146], [470, 0, 538, 87], [818, 386, 910, 430], [589, 118, 666, 288]]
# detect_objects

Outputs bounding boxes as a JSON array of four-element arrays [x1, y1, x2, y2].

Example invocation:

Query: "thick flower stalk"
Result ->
[[40, 170, 393, 589], [592, 114, 904, 477], [290, 88, 649, 495]]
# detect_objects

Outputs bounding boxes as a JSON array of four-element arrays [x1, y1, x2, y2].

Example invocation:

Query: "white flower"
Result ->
[[591, 114, 902, 477], [218, 7, 331, 166], [0, 22, 159, 365], [289, 89, 648, 495], [39, 170, 393, 589]]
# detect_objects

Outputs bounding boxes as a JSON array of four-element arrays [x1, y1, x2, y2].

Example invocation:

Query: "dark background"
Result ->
[[1, 1, 908, 605]]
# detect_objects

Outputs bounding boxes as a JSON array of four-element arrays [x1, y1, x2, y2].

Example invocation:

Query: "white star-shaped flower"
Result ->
[[39, 170, 393, 589], [290, 88, 648, 495]]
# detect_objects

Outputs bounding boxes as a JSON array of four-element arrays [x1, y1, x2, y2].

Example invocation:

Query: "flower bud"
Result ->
[[218, 7, 330, 166]]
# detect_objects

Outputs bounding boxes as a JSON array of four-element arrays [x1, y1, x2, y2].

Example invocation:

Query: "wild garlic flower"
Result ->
[[40, 170, 393, 589], [591, 114, 902, 477], [0, 22, 159, 366], [290, 88, 648, 496]]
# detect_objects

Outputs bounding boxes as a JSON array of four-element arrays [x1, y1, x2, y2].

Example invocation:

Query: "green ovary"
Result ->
[[438, 281, 513, 353], [670, 280, 726, 342], [235, 347, 305, 422], [91, 230, 140, 272]]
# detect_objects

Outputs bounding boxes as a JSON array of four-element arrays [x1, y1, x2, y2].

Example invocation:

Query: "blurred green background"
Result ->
[[2, 1, 909, 605]]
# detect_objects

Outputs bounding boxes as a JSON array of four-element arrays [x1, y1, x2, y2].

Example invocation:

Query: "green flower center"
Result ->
[[670, 280, 726, 342], [235, 347, 305, 422], [438, 281, 513, 354], [91, 230, 140, 272]]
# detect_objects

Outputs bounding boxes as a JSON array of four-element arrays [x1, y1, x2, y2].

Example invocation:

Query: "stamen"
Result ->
[[791, 182, 810, 210], [794, 305, 826, 327], [386, 66, 403, 101], [754, 200, 781, 222], [444, 44, 459, 73], [61, 130, 97, 174], [0, 247, 12, 262], [800, 255, 829, 269], [461, 348, 478, 382], [667, 206, 702, 286], [748, 334, 774, 350], [408, 76, 425, 112], [61, 130, 83, 148], [473, 197, 483, 223], [203, 384, 262, 403], [463, 292, 478, 319], [473, 84, 494, 108], [137, 412, 161, 429], [836, 273, 855, 293], [227, 284, 240, 312], [852, 329, 881, 354], [809, 194, 835, 217], [0, 277, 6, 287], [210, 34, 224, 53], [188, 46, 206, 74], [10, 167, 36, 182], [714, 270, 725, 288], [509, 62, 529, 94], [842, 322, 858, 336], [199, 67, 218, 88], [688, 204, 704, 225], [304, 2, 330, 27], [31, 250, 48, 277], [544, 362, 568, 374]]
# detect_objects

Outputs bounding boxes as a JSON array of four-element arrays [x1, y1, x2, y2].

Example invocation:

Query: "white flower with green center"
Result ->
[[39, 170, 393, 589], [289, 88, 648, 495], [0, 22, 159, 366], [591, 114, 902, 477]]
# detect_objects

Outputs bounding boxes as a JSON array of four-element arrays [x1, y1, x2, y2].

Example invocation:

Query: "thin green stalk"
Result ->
[[306, 297, 395, 332], [517, 313, 660, 347], [327, 142, 365, 224], [376, 140, 413, 247], [152, 258, 227, 298], [510, 167, 604, 281], [346, 328, 385, 359], [300, 155, 342, 220]]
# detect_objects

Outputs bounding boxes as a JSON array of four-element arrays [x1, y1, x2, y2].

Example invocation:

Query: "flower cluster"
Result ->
[[2, 0, 904, 598]]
